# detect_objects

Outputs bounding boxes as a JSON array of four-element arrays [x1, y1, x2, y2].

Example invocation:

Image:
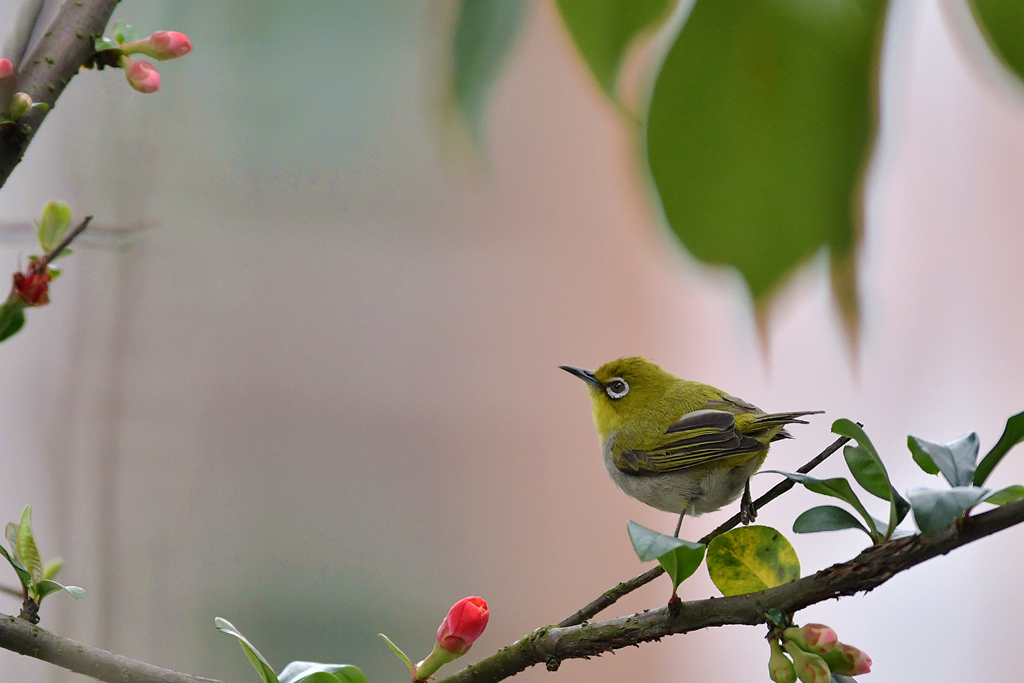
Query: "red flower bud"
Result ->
[[121, 56, 160, 93], [0, 58, 13, 79], [436, 596, 489, 655], [12, 270, 51, 306]]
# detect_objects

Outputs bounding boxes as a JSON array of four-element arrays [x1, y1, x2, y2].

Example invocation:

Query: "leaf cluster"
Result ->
[[0, 505, 84, 620]]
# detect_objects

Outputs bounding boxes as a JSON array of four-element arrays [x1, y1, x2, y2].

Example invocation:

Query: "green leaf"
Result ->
[[907, 486, 990, 535], [18, 506, 43, 585], [974, 411, 1024, 486], [627, 519, 688, 561], [448, 0, 532, 150], [646, 0, 885, 336], [94, 36, 119, 52], [113, 21, 140, 45], [833, 419, 904, 538], [34, 579, 85, 601], [984, 485, 1024, 506], [765, 470, 877, 541], [215, 617, 279, 683], [555, 0, 675, 99], [279, 662, 367, 683], [378, 633, 415, 678], [969, 0, 1024, 84], [42, 557, 63, 581], [37, 201, 72, 254], [0, 544, 32, 592], [0, 304, 26, 343], [706, 525, 799, 596], [792, 505, 870, 537], [907, 433, 979, 488]]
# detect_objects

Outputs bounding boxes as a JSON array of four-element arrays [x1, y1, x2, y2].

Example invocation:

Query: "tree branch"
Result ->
[[0, 612, 229, 683], [439, 497, 1024, 683], [0, 0, 120, 190], [558, 433, 852, 627]]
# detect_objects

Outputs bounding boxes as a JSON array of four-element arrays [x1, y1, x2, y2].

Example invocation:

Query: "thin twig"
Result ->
[[557, 433, 852, 627], [32, 215, 92, 272], [441, 497, 1024, 683]]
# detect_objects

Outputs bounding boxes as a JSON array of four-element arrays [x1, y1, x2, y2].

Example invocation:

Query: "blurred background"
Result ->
[[0, 1, 1023, 682]]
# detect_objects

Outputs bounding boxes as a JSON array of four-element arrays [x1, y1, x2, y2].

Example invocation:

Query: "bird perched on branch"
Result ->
[[561, 357, 820, 537]]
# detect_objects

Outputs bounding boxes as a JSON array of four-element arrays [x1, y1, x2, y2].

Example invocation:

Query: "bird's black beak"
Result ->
[[559, 365, 603, 390]]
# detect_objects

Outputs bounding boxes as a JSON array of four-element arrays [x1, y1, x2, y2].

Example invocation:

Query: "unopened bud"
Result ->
[[120, 31, 192, 61], [783, 623, 838, 655], [0, 58, 13, 79], [768, 639, 797, 683], [121, 55, 160, 93], [783, 639, 832, 683], [821, 642, 872, 676], [9, 92, 31, 120]]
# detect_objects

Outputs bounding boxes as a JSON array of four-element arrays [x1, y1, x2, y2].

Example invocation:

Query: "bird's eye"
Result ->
[[605, 378, 629, 399]]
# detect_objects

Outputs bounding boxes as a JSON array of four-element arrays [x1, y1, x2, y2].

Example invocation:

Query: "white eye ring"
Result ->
[[605, 377, 629, 399]]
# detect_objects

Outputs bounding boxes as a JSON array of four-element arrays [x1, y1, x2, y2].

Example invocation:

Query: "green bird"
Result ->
[[561, 357, 820, 536]]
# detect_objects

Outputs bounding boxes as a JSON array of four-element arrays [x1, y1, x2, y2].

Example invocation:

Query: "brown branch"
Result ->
[[0, 0, 120, 190], [0, 612, 230, 683], [439, 497, 1024, 683], [558, 433, 852, 627], [31, 214, 92, 271]]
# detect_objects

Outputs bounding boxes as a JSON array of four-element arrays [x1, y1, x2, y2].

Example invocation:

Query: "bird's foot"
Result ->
[[740, 481, 756, 525]]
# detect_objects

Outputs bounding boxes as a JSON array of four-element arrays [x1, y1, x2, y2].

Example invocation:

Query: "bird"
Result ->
[[561, 357, 821, 537]]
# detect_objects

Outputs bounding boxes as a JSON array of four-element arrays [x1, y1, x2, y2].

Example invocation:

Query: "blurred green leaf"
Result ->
[[974, 411, 1024, 486], [907, 486, 990, 535], [793, 505, 870, 538], [113, 21, 140, 45], [555, 0, 675, 99], [0, 544, 32, 592], [279, 663, 367, 683], [449, 0, 532, 150], [42, 556, 63, 581], [766, 470, 877, 541], [17, 506, 43, 585], [706, 525, 799, 596], [969, 0, 1024, 83], [94, 36, 119, 52], [908, 433, 979, 488], [215, 617, 280, 683], [834, 418, 905, 537], [0, 304, 26, 343], [984, 485, 1024, 506], [34, 579, 85, 601], [37, 201, 72, 254], [646, 0, 885, 338]]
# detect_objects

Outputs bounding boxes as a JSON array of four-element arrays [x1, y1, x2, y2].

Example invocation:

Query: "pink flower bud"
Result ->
[[783, 623, 838, 654], [0, 59, 13, 79], [149, 31, 192, 59], [8, 92, 31, 120], [119, 31, 192, 61], [436, 596, 489, 655], [821, 642, 872, 676], [121, 56, 160, 93], [783, 640, 832, 683]]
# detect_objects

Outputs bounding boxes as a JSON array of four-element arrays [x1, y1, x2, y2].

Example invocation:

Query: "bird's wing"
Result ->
[[612, 409, 765, 476]]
